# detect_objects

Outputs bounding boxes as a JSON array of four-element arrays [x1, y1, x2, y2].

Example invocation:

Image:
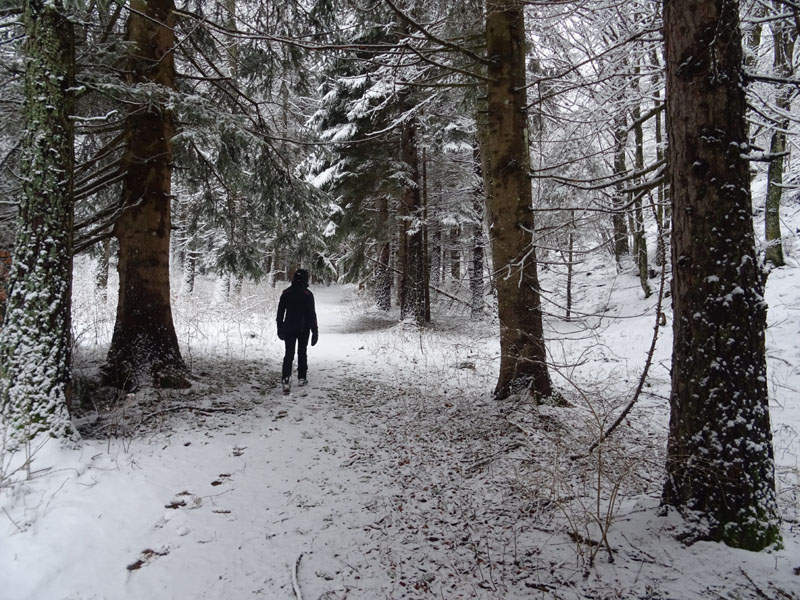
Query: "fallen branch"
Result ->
[[292, 552, 304, 600], [464, 441, 524, 474], [738, 567, 773, 600]]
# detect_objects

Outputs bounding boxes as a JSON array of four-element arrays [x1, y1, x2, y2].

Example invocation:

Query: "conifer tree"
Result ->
[[0, 0, 76, 440], [104, 0, 185, 388], [662, 0, 780, 550], [482, 0, 553, 400]]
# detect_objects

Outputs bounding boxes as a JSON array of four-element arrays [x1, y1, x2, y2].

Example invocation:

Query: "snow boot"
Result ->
[[298, 377, 308, 387], [282, 377, 291, 395]]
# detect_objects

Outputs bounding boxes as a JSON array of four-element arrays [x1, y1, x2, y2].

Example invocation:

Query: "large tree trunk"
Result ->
[[106, 0, 187, 389], [0, 0, 75, 441], [764, 7, 794, 269], [483, 0, 553, 400], [662, 0, 780, 550]]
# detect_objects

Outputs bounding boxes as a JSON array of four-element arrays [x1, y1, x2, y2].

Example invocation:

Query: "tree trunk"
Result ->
[[94, 237, 111, 302], [483, 0, 553, 400], [422, 148, 431, 323], [632, 91, 652, 297], [375, 195, 392, 310], [0, 249, 12, 325], [449, 226, 461, 282], [565, 211, 575, 321], [0, 0, 76, 441], [662, 0, 780, 550], [764, 7, 794, 269], [106, 0, 187, 389], [470, 142, 485, 320], [651, 47, 668, 267], [611, 112, 630, 264], [400, 116, 425, 325], [431, 217, 442, 285]]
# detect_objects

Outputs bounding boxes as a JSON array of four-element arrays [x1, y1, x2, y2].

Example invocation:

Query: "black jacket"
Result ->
[[276, 283, 318, 337]]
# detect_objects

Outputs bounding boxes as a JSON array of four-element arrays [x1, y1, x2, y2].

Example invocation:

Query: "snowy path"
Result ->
[[3, 282, 799, 600], [2, 286, 399, 599]]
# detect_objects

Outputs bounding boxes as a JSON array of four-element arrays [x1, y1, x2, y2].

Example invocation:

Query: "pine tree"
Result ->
[[482, 0, 553, 400], [763, 2, 794, 269], [0, 0, 76, 441], [104, 0, 186, 388], [661, 0, 781, 550]]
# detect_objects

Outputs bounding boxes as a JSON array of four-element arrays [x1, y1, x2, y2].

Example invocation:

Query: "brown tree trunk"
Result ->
[[483, 0, 553, 400], [106, 0, 187, 389], [662, 0, 780, 550]]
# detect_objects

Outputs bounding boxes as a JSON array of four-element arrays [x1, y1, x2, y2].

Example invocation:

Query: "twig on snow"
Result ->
[[463, 441, 524, 474], [738, 567, 773, 600], [292, 552, 304, 600], [2, 506, 22, 532]]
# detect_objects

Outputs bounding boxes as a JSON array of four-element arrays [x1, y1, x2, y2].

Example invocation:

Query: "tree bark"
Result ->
[[470, 142, 485, 320], [662, 0, 780, 550], [95, 237, 110, 302], [483, 0, 553, 400], [375, 195, 392, 310], [651, 47, 668, 267], [106, 0, 187, 389], [400, 116, 425, 325], [632, 86, 652, 297], [764, 6, 794, 268], [449, 225, 461, 282], [0, 0, 76, 440], [611, 112, 630, 264]]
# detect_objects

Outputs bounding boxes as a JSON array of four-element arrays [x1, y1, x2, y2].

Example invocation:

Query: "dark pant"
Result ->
[[282, 330, 310, 379]]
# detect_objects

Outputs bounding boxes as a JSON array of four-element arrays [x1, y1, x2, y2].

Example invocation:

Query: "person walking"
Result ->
[[276, 268, 318, 393]]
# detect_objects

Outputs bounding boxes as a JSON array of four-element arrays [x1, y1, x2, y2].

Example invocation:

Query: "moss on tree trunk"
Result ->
[[0, 0, 76, 441]]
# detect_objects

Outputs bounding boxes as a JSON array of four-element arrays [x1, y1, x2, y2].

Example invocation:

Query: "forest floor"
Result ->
[[1, 260, 799, 600]]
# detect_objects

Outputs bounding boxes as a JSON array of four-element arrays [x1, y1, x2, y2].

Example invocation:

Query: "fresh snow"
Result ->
[[1, 257, 799, 600]]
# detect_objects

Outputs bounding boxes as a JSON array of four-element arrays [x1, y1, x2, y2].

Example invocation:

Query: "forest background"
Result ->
[[0, 0, 799, 598]]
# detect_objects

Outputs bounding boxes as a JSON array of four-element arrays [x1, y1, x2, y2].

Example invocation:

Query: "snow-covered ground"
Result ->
[[1, 254, 799, 599]]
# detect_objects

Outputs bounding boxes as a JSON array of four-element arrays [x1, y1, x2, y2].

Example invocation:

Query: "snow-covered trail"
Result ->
[[3, 281, 800, 600], [1, 285, 397, 600]]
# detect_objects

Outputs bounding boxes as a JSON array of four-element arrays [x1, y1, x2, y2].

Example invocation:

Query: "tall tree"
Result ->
[[662, 0, 780, 550], [0, 0, 75, 440], [399, 114, 427, 324], [105, 0, 186, 388], [763, 1, 795, 268], [483, 0, 553, 400]]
